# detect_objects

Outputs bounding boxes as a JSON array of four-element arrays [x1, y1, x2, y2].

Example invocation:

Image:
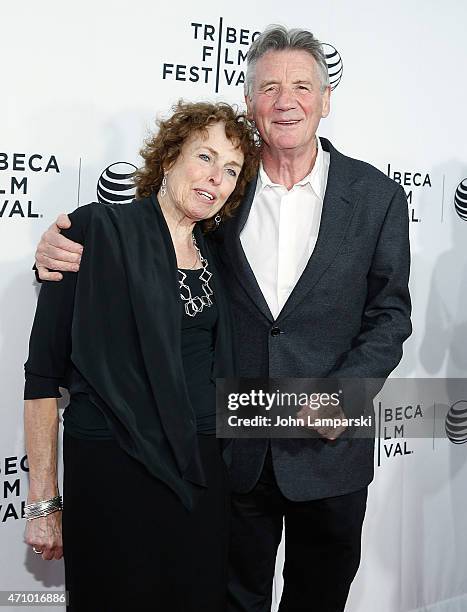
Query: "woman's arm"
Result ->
[[23, 205, 92, 559], [23, 398, 63, 561]]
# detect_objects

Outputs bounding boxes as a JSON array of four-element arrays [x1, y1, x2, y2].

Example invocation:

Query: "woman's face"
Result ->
[[164, 121, 244, 223]]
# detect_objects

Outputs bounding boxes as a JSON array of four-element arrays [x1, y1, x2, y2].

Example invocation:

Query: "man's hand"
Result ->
[[35, 214, 82, 281], [296, 401, 347, 441]]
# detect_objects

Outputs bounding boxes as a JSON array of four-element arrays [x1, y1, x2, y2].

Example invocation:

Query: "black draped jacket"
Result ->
[[25, 194, 236, 509]]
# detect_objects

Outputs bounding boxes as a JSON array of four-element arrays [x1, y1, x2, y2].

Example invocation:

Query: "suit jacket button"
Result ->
[[271, 326, 281, 337]]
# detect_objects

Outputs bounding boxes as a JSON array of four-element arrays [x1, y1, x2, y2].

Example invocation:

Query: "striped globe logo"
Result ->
[[454, 179, 467, 221], [97, 162, 137, 205], [445, 400, 467, 444], [322, 43, 343, 90]]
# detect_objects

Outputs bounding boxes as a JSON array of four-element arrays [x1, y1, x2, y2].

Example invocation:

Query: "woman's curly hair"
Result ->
[[134, 100, 260, 231]]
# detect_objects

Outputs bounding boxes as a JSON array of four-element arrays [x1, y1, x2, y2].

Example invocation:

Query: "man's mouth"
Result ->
[[274, 120, 301, 126]]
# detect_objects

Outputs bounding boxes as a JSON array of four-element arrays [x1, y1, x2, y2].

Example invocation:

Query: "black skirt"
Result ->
[[62, 432, 230, 612]]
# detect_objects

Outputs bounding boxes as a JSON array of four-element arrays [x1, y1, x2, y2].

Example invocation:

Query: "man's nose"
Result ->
[[274, 87, 297, 111]]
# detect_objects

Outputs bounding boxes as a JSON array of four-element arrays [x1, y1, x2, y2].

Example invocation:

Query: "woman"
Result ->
[[23, 101, 259, 611]]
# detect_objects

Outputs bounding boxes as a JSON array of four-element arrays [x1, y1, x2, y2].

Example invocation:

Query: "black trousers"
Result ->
[[62, 432, 230, 612], [227, 449, 368, 612]]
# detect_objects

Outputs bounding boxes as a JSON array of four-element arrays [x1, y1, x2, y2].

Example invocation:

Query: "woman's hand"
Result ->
[[24, 400, 62, 560], [24, 511, 63, 560]]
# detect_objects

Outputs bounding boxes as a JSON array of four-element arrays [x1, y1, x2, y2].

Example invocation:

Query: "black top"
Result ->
[[23, 195, 236, 510], [180, 269, 218, 434], [24, 267, 219, 436]]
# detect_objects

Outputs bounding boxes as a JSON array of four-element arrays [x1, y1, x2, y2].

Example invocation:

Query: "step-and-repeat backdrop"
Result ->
[[1, 1, 466, 610]]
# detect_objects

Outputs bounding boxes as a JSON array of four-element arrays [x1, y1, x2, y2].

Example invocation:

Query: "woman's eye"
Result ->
[[199, 153, 210, 162], [226, 168, 237, 178]]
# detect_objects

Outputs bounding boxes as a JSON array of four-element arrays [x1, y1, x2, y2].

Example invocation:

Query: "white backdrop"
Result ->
[[1, 1, 467, 610]]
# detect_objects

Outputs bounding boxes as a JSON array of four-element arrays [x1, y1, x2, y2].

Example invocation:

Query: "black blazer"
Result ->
[[27, 193, 236, 510], [217, 137, 412, 500]]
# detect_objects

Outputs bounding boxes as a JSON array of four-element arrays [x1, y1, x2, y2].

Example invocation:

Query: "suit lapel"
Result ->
[[276, 138, 359, 323], [222, 137, 359, 324], [224, 175, 274, 321]]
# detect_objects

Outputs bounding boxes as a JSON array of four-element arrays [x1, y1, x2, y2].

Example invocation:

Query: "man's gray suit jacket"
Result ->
[[217, 137, 412, 501]]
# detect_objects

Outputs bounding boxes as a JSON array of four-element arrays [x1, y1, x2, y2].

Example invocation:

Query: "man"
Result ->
[[34, 26, 411, 612]]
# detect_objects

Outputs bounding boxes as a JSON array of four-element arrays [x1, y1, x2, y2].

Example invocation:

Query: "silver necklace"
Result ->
[[177, 234, 213, 317]]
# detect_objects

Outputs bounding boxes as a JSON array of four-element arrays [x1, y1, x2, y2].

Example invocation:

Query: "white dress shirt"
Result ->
[[240, 137, 330, 320]]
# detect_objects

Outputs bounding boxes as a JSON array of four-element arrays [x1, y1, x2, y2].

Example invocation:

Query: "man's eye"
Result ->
[[199, 153, 210, 161]]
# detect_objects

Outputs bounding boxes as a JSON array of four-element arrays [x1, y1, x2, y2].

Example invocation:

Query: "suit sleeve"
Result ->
[[24, 205, 92, 399], [328, 185, 412, 411]]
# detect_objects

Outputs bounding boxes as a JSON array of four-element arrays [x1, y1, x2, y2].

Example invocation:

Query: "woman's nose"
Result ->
[[208, 167, 223, 185]]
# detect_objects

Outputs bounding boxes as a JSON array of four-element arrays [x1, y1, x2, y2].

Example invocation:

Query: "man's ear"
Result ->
[[245, 94, 254, 120], [321, 86, 331, 119]]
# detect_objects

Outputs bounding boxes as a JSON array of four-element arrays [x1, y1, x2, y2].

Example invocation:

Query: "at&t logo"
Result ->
[[322, 43, 343, 90], [445, 400, 467, 444], [97, 162, 137, 205], [454, 179, 467, 221]]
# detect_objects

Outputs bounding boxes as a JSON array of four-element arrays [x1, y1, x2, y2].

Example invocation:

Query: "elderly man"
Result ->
[[34, 25, 411, 612]]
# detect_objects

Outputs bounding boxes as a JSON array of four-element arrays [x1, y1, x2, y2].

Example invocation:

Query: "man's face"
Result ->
[[246, 49, 330, 154]]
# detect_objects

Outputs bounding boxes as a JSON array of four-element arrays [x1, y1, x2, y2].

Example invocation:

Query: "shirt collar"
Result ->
[[257, 136, 326, 200]]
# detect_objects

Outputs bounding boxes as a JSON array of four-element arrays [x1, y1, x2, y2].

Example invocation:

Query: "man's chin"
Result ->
[[270, 138, 306, 151]]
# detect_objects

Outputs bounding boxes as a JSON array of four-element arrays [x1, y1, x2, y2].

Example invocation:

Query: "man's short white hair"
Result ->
[[245, 25, 330, 98]]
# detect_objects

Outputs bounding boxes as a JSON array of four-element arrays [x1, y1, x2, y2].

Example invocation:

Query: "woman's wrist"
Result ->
[[27, 483, 59, 503], [25, 495, 63, 521]]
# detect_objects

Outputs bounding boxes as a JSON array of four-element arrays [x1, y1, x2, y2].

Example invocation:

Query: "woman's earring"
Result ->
[[160, 172, 167, 197], [214, 214, 221, 227]]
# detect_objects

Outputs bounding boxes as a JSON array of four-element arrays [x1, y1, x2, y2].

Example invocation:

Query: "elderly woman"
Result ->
[[23, 101, 258, 611]]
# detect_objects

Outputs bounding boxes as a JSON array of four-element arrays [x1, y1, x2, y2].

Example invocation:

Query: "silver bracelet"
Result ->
[[24, 495, 63, 521]]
